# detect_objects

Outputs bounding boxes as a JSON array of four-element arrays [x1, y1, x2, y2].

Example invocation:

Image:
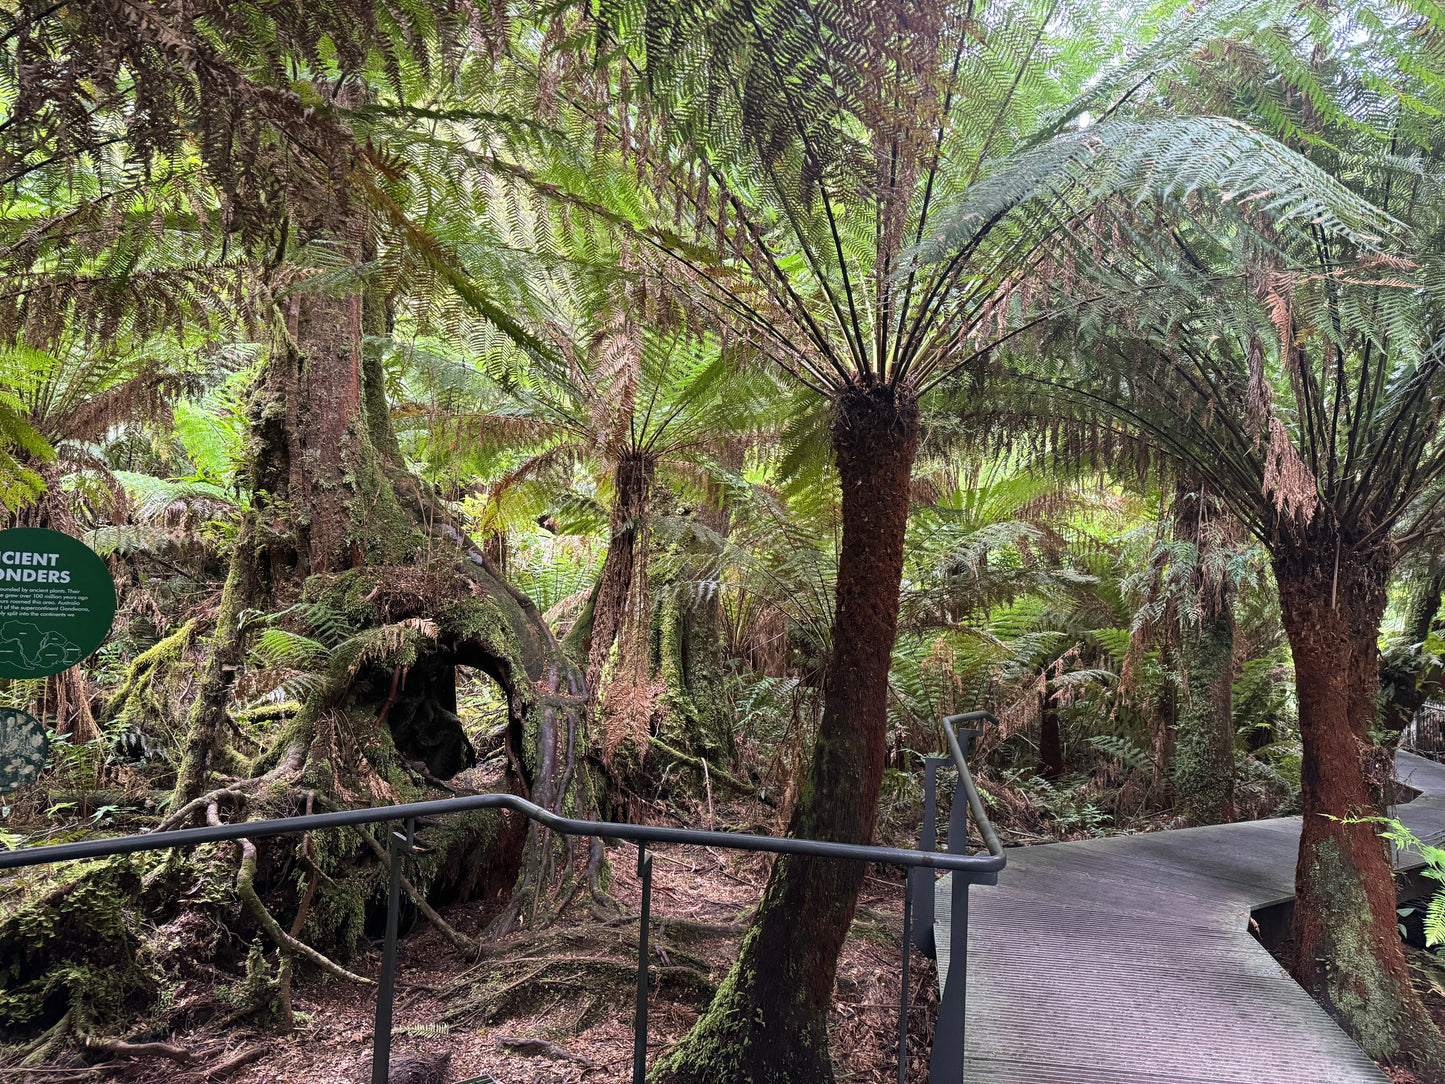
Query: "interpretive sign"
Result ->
[[0, 707, 47, 793], [0, 528, 117, 679]]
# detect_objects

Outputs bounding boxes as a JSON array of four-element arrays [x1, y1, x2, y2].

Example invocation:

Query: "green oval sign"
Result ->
[[0, 528, 117, 679], [0, 707, 47, 793]]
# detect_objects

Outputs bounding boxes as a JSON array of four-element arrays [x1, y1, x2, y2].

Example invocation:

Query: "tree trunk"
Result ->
[[1171, 599, 1236, 824], [1276, 545, 1445, 1072], [1039, 683, 1064, 780], [588, 451, 658, 812], [655, 579, 733, 766], [169, 236, 593, 907], [587, 450, 656, 693], [1403, 568, 1445, 644], [1168, 479, 1236, 824], [652, 383, 919, 1084]]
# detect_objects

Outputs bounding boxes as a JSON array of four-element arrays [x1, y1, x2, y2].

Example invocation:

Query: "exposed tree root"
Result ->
[[204, 1045, 266, 1080], [497, 1035, 594, 1067], [351, 825, 483, 957], [155, 787, 251, 832], [234, 833, 371, 986], [647, 737, 760, 799], [440, 954, 714, 1027], [276, 794, 321, 1031], [18, 1011, 72, 1066], [81, 1036, 197, 1064]]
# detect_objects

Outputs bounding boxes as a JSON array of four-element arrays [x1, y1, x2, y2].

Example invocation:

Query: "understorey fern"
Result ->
[[1359, 818, 1445, 948]]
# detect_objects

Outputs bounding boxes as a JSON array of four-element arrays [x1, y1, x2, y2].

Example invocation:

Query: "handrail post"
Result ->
[[930, 719, 982, 1084], [898, 871, 912, 1084], [372, 817, 414, 1084], [929, 874, 971, 1083], [912, 756, 948, 958], [634, 841, 653, 1084]]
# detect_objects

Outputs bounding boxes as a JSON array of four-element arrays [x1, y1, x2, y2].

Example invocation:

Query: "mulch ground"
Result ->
[[23, 840, 936, 1084]]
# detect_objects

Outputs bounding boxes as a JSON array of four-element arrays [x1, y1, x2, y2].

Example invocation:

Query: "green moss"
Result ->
[[0, 857, 170, 1031], [303, 875, 370, 961], [1306, 838, 1445, 1069], [654, 593, 732, 768], [105, 620, 198, 734], [648, 929, 831, 1084]]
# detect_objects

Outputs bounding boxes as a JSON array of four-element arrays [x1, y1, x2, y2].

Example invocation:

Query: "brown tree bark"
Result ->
[[1275, 543, 1445, 1072], [587, 451, 656, 690], [586, 450, 659, 795], [1039, 684, 1064, 780], [652, 383, 920, 1084]]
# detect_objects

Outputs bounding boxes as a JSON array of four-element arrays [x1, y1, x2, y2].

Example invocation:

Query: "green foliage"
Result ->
[[1367, 819, 1445, 948], [1088, 734, 1153, 774]]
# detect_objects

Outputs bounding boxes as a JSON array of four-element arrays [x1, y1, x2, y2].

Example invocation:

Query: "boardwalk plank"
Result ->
[[934, 750, 1445, 1084]]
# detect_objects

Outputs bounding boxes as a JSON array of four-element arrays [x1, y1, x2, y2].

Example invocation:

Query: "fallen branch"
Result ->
[[235, 834, 372, 985], [497, 1036, 594, 1067], [80, 1037, 195, 1065], [203, 1045, 266, 1080]]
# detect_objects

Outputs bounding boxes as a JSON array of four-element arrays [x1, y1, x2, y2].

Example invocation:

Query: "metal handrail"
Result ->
[[0, 787, 1005, 873], [0, 711, 1006, 1083], [943, 712, 1004, 858]]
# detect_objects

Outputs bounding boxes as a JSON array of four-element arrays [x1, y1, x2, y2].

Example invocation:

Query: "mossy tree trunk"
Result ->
[[653, 383, 920, 1084], [654, 577, 733, 768], [1276, 540, 1445, 1072], [1171, 598, 1236, 823], [168, 233, 595, 917], [1403, 568, 1445, 644], [1167, 480, 1237, 824]]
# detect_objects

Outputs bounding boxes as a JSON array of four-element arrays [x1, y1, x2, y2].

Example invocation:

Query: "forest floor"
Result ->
[[6, 818, 938, 1084]]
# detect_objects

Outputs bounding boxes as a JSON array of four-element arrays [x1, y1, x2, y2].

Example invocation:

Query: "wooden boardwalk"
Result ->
[[935, 751, 1445, 1084]]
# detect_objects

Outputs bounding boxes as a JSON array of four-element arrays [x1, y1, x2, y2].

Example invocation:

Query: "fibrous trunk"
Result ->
[[587, 451, 657, 810], [1276, 544, 1445, 1071], [1172, 599, 1236, 824], [1403, 568, 1445, 645], [652, 384, 919, 1084]]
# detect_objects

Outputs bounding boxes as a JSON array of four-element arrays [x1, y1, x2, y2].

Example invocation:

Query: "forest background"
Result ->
[[4, 0, 1445, 1081]]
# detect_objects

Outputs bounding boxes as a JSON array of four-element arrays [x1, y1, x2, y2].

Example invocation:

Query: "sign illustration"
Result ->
[[0, 708, 47, 793], [0, 528, 116, 679]]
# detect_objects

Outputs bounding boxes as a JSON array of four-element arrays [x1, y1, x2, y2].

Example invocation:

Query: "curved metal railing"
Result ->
[[0, 712, 1004, 1083]]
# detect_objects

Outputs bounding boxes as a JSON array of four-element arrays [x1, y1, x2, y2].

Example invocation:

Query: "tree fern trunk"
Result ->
[[587, 450, 656, 694], [1403, 568, 1445, 645], [1171, 597, 1236, 824], [652, 383, 919, 1084], [1276, 545, 1445, 1072]]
